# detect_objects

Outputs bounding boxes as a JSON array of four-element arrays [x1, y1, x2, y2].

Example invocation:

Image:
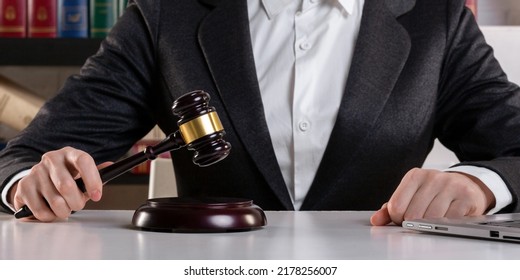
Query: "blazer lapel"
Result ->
[[301, 0, 413, 209], [197, 0, 294, 209]]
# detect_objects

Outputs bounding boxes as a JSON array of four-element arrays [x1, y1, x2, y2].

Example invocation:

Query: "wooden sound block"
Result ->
[[132, 197, 267, 232]]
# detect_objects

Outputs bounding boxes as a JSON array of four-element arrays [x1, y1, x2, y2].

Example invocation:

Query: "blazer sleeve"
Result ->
[[0, 0, 162, 212], [435, 1, 520, 212]]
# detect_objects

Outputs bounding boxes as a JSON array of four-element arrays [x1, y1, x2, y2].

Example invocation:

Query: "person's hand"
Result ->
[[370, 168, 496, 226], [8, 147, 111, 222]]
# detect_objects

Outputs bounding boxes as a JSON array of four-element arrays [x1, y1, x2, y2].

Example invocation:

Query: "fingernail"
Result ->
[[91, 190, 101, 201]]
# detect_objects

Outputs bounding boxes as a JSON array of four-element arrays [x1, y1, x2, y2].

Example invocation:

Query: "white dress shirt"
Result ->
[[0, 0, 513, 213]]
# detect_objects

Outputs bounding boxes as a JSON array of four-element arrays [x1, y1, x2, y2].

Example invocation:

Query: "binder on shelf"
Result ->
[[28, 0, 57, 38], [0, 0, 27, 38], [90, 0, 118, 38], [57, 0, 88, 38], [0, 76, 45, 131]]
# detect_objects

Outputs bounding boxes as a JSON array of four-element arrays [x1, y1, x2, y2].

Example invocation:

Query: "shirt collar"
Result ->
[[261, 0, 356, 18]]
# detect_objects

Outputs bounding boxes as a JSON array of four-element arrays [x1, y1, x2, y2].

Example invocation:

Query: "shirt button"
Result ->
[[299, 121, 310, 131], [299, 42, 311, 51], [296, 11, 302, 17], [310, 0, 318, 4]]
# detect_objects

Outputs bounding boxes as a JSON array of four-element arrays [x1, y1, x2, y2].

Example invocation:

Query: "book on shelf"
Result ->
[[90, 0, 117, 38], [57, 0, 88, 38], [0, 0, 27, 38], [28, 0, 57, 38], [0, 75, 45, 131], [465, 0, 477, 17]]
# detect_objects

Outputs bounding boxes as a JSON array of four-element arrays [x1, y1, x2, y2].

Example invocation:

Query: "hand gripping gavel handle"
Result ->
[[14, 90, 231, 219], [14, 131, 186, 219]]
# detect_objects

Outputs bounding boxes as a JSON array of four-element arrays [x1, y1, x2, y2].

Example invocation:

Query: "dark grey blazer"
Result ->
[[2, 0, 520, 212]]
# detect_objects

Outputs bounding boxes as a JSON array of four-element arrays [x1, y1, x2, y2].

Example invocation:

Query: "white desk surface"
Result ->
[[1, 210, 519, 260]]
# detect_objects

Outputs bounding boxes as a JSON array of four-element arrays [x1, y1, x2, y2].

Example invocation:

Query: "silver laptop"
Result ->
[[403, 213, 520, 243]]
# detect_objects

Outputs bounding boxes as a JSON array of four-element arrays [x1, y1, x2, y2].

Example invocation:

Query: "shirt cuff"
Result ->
[[1, 169, 31, 213], [446, 165, 512, 214]]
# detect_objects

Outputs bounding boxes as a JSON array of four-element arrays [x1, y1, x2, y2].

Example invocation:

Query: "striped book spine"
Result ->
[[28, 0, 57, 37], [90, 0, 118, 38], [57, 0, 88, 38], [0, 0, 27, 37]]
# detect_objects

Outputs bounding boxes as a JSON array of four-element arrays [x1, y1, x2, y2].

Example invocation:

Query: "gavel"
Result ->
[[15, 90, 231, 219]]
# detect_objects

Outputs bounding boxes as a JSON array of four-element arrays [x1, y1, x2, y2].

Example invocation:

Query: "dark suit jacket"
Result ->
[[2, 0, 520, 212]]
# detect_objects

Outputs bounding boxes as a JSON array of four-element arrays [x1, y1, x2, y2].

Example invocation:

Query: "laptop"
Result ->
[[403, 213, 520, 243]]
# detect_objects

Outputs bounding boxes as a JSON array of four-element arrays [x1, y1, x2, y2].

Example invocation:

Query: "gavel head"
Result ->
[[171, 90, 231, 167]]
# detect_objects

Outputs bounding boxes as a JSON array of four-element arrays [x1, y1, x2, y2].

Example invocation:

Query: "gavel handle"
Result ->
[[14, 131, 185, 219]]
